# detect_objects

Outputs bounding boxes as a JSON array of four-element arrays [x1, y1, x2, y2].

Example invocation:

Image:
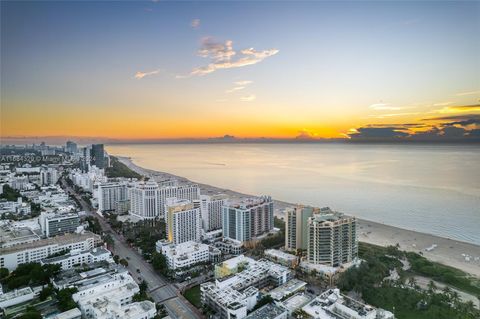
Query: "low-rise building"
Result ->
[[0, 223, 40, 248], [244, 303, 288, 319], [158, 241, 210, 270], [203, 257, 292, 319], [201, 283, 258, 319], [51, 308, 82, 319], [0, 287, 36, 308], [302, 288, 395, 319], [0, 231, 100, 270], [267, 279, 307, 301], [41, 247, 112, 270], [264, 249, 299, 268]]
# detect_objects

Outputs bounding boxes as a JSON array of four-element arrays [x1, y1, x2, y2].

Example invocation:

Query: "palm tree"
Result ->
[[442, 286, 452, 297], [408, 277, 417, 288]]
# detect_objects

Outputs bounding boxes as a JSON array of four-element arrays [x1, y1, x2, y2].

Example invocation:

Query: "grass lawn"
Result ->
[[183, 285, 202, 308]]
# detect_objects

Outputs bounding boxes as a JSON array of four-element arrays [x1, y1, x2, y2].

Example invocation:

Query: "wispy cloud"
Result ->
[[240, 94, 256, 102], [433, 101, 453, 107], [134, 69, 160, 79], [455, 90, 480, 96], [225, 86, 245, 93], [367, 112, 419, 119], [369, 103, 402, 111], [225, 80, 253, 94], [235, 80, 253, 86], [179, 37, 279, 77], [368, 103, 414, 111], [191, 19, 200, 29]]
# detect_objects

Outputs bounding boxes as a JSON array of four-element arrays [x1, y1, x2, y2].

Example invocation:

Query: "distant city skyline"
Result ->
[[1, 1, 479, 141]]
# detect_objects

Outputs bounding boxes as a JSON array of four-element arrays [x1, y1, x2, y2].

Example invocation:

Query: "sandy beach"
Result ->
[[118, 156, 480, 278]]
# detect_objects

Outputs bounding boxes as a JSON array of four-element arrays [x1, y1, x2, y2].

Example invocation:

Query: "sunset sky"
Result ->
[[1, 1, 479, 141]]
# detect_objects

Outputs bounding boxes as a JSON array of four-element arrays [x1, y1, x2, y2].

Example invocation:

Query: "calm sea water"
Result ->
[[106, 143, 480, 245]]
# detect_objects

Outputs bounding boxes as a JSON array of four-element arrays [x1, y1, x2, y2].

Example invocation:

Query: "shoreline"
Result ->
[[117, 156, 480, 278]]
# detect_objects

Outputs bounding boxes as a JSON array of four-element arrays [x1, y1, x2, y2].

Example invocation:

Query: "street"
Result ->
[[61, 178, 203, 318]]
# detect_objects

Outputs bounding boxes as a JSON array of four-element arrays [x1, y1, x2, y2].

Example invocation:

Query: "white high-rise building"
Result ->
[[197, 194, 228, 232], [157, 183, 200, 219], [222, 196, 274, 243], [307, 211, 357, 267], [129, 181, 159, 220], [165, 199, 201, 244], [40, 167, 59, 186], [97, 182, 129, 213]]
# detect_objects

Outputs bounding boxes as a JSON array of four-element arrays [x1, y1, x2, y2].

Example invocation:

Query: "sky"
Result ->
[[1, 1, 479, 142]]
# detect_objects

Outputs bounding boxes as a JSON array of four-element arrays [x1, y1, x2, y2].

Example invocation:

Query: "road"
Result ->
[[61, 178, 203, 318]]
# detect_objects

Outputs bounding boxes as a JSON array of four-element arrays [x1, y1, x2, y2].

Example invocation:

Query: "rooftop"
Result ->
[[268, 279, 307, 301], [225, 196, 272, 209], [0, 231, 99, 254], [244, 303, 287, 319]]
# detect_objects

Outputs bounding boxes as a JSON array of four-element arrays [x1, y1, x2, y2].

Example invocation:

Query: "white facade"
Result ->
[[0, 231, 100, 270], [307, 212, 357, 267], [157, 183, 200, 219], [129, 181, 159, 220], [40, 167, 59, 186], [158, 241, 210, 270], [41, 247, 113, 270], [302, 289, 394, 319], [165, 199, 201, 244], [197, 194, 227, 232], [0, 287, 36, 308], [72, 271, 154, 319], [97, 182, 129, 213]]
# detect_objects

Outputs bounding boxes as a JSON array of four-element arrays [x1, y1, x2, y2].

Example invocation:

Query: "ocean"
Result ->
[[106, 143, 480, 245]]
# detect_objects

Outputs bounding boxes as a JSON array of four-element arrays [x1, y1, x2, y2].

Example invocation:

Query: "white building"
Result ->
[[244, 303, 288, 319], [197, 194, 228, 232], [0, 231, 100, 270], [201, 283, 258, 319], [0, 286, 36, 308], [222, 196, 274, 243], [72, 269, 156, 319], [157, 183, 200, 219], [264, 249, 298, 268], [157, 240, 212, 270], [202, 257, 292, 319], [307, 212, 357, 267], [40, 166, 59, 186], [165, 199, 201, 244], [129, 180, 159, 220], [96, 182, 129, 213], [39, 211, 80, 237], [302, 288, 394, 319], [41, 247, 113, 270], [0, 198, 31, 216]]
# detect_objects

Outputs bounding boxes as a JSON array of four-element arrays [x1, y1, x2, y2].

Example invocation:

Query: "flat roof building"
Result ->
[[244, 303, 288, 319], [0, 231, 100, 270], [302, 289, 394, 319]]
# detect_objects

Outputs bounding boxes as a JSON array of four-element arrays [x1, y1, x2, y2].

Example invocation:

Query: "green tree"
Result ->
[[57, 288, 78, 311], [119, 259, 128, 267]]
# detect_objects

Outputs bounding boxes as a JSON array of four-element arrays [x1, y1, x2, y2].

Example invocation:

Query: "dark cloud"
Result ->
[[349, 127, 409, 140], [423, 114, 480, 126]]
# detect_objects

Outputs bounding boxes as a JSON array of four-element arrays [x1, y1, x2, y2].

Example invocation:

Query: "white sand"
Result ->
[[118, 156, 480, 278]]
